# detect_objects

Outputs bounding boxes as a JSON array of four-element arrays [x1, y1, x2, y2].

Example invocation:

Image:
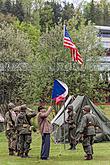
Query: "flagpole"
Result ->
[[63, 24, 74, 69], [63, 25, 66, 149], [63, 24, 65, 36], [52, 79, 68, 149], [63, 99, 66, 150]]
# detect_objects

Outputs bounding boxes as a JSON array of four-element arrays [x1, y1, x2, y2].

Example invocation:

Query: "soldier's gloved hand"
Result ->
[[76, 139, 79, 144]]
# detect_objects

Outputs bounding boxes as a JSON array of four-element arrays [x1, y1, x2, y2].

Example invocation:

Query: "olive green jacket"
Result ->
[[67, 111, 76, 129], [15, 111, 36, 134], [79, 113, 100, 136]]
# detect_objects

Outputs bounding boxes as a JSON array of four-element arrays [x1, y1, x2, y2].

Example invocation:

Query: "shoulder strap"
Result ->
[[26, 114, 32, 126], [9, 111, 15, 126]]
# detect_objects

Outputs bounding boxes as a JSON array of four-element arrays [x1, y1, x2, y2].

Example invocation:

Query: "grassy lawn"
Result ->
[[0, 105, 110, 165], [0, 132, 110, 165], [98, 105, 110, 119]]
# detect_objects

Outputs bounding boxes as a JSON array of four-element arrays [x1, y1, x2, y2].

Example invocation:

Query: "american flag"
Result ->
[[63, 25, 83, 65]]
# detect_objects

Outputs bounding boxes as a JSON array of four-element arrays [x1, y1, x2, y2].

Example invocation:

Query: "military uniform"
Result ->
[[4, 103, 16, 155], [79, 105, 100, 160], [13, 106, 21, 155], [67, 105, 76, 150], [15, 105, 37, 157]]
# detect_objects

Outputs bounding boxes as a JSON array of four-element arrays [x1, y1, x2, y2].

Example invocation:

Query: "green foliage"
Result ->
[[14, 21, 40, 54], [83, 0, 110, 26], [0, 22, 33, 103], [0, 0, 108, 104], [39, 1, 54, 32], [61, 2, 75, 23], [30, 17, 104, 101], [0, 12, 16, 23], [0, 0, 24, 22]]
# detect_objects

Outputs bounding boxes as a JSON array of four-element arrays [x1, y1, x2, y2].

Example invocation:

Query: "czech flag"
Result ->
[[52, 79, 68, 104]]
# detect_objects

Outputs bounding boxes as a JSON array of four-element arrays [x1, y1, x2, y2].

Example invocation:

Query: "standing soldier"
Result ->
[[67, 105, 76, 150], [13, 106, 21, 155], [79, 105, 101, 160], [4, 102, 16, 155], [15, 104, 37, 158]]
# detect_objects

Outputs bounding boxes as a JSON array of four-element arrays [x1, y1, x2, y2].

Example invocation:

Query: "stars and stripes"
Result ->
[[63, 25, 83, 65]]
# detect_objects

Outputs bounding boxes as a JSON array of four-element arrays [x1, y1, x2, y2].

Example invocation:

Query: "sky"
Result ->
[[66, 0, 110, 4], [62, 0, 91, 7], [65, 0, 90, 3]]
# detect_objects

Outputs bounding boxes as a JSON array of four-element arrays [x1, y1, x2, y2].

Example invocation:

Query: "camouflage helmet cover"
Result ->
[[82, 105, 90, 112], [8, 102, 15, 109], [13, 106, 20, 112], [20, 104, 27, 111], [67, 105, 73, 112]]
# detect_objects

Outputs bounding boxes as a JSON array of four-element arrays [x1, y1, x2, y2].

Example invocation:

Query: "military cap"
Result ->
[[38, 106, 45, 112], [20, 104, 27, 111], [8, 102, 15, 109], [67, 105, 73, 112], [82, 105, 90, 112]]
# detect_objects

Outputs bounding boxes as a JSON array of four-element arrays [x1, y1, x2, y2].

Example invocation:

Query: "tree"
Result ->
[[14, 20, 40, 54], [83, 0, 110, 26], [0, 0, 12, 14], [39, 1, 54, 32], [0, 22, 33, 105], [13, 0, 24, 22], [61, 2, 75, 23], [28, 17, 104, 101], [50, 1, 62, 26], [0, 0, 24, 22]]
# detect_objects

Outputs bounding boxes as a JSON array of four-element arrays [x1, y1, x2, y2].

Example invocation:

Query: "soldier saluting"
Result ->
[[79, 105, 101, 160], [67, 105, 76, 150], [15, 104, 37, 158]]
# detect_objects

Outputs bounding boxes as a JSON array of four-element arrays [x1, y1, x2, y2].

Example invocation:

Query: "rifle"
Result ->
[[9, 111, 15, 130]]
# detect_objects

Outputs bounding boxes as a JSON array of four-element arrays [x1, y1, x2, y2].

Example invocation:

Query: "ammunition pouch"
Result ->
[[22, 124, 31, 132]]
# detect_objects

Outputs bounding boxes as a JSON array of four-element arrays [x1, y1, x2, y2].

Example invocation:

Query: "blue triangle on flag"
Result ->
[[52, 80, 66, 99], [64, 26, 72, 41]]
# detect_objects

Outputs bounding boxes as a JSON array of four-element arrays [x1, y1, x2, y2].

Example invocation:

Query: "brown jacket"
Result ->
[[37, 106, 52, 134]]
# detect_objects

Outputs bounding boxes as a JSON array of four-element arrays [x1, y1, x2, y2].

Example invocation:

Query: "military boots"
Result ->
[[84, 154, 93, 160], [9, 149, 15, 156]]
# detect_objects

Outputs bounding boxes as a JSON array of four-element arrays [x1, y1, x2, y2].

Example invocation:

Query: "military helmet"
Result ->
[[20, 104, 27, 111], [82, 105, 90, 112], [67, 105, 73, 112], [8, 102, 15, 110], [13, 106, 20, 112]]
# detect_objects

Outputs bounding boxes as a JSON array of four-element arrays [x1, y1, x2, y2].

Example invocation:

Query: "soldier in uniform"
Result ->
[[4, 102, 16, 155], [13, 106, 21, 155], [15, 104, 37, 158], [79, 105, 101, 160], [67, 105, 76, 150]]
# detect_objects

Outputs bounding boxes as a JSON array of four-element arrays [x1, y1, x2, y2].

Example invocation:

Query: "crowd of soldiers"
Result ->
[[4, 101, 100, 160], [4, 101, 52, 160], [4, 103, 37, 158]]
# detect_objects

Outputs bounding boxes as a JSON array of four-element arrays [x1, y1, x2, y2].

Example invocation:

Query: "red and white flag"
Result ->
[[63, 25, 83, 65]]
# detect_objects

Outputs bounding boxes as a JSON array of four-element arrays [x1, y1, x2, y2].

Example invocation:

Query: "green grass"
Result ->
[[1, 132, 110, 165], [1, 105, 110, 165], [99, 105, 110, 119]]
